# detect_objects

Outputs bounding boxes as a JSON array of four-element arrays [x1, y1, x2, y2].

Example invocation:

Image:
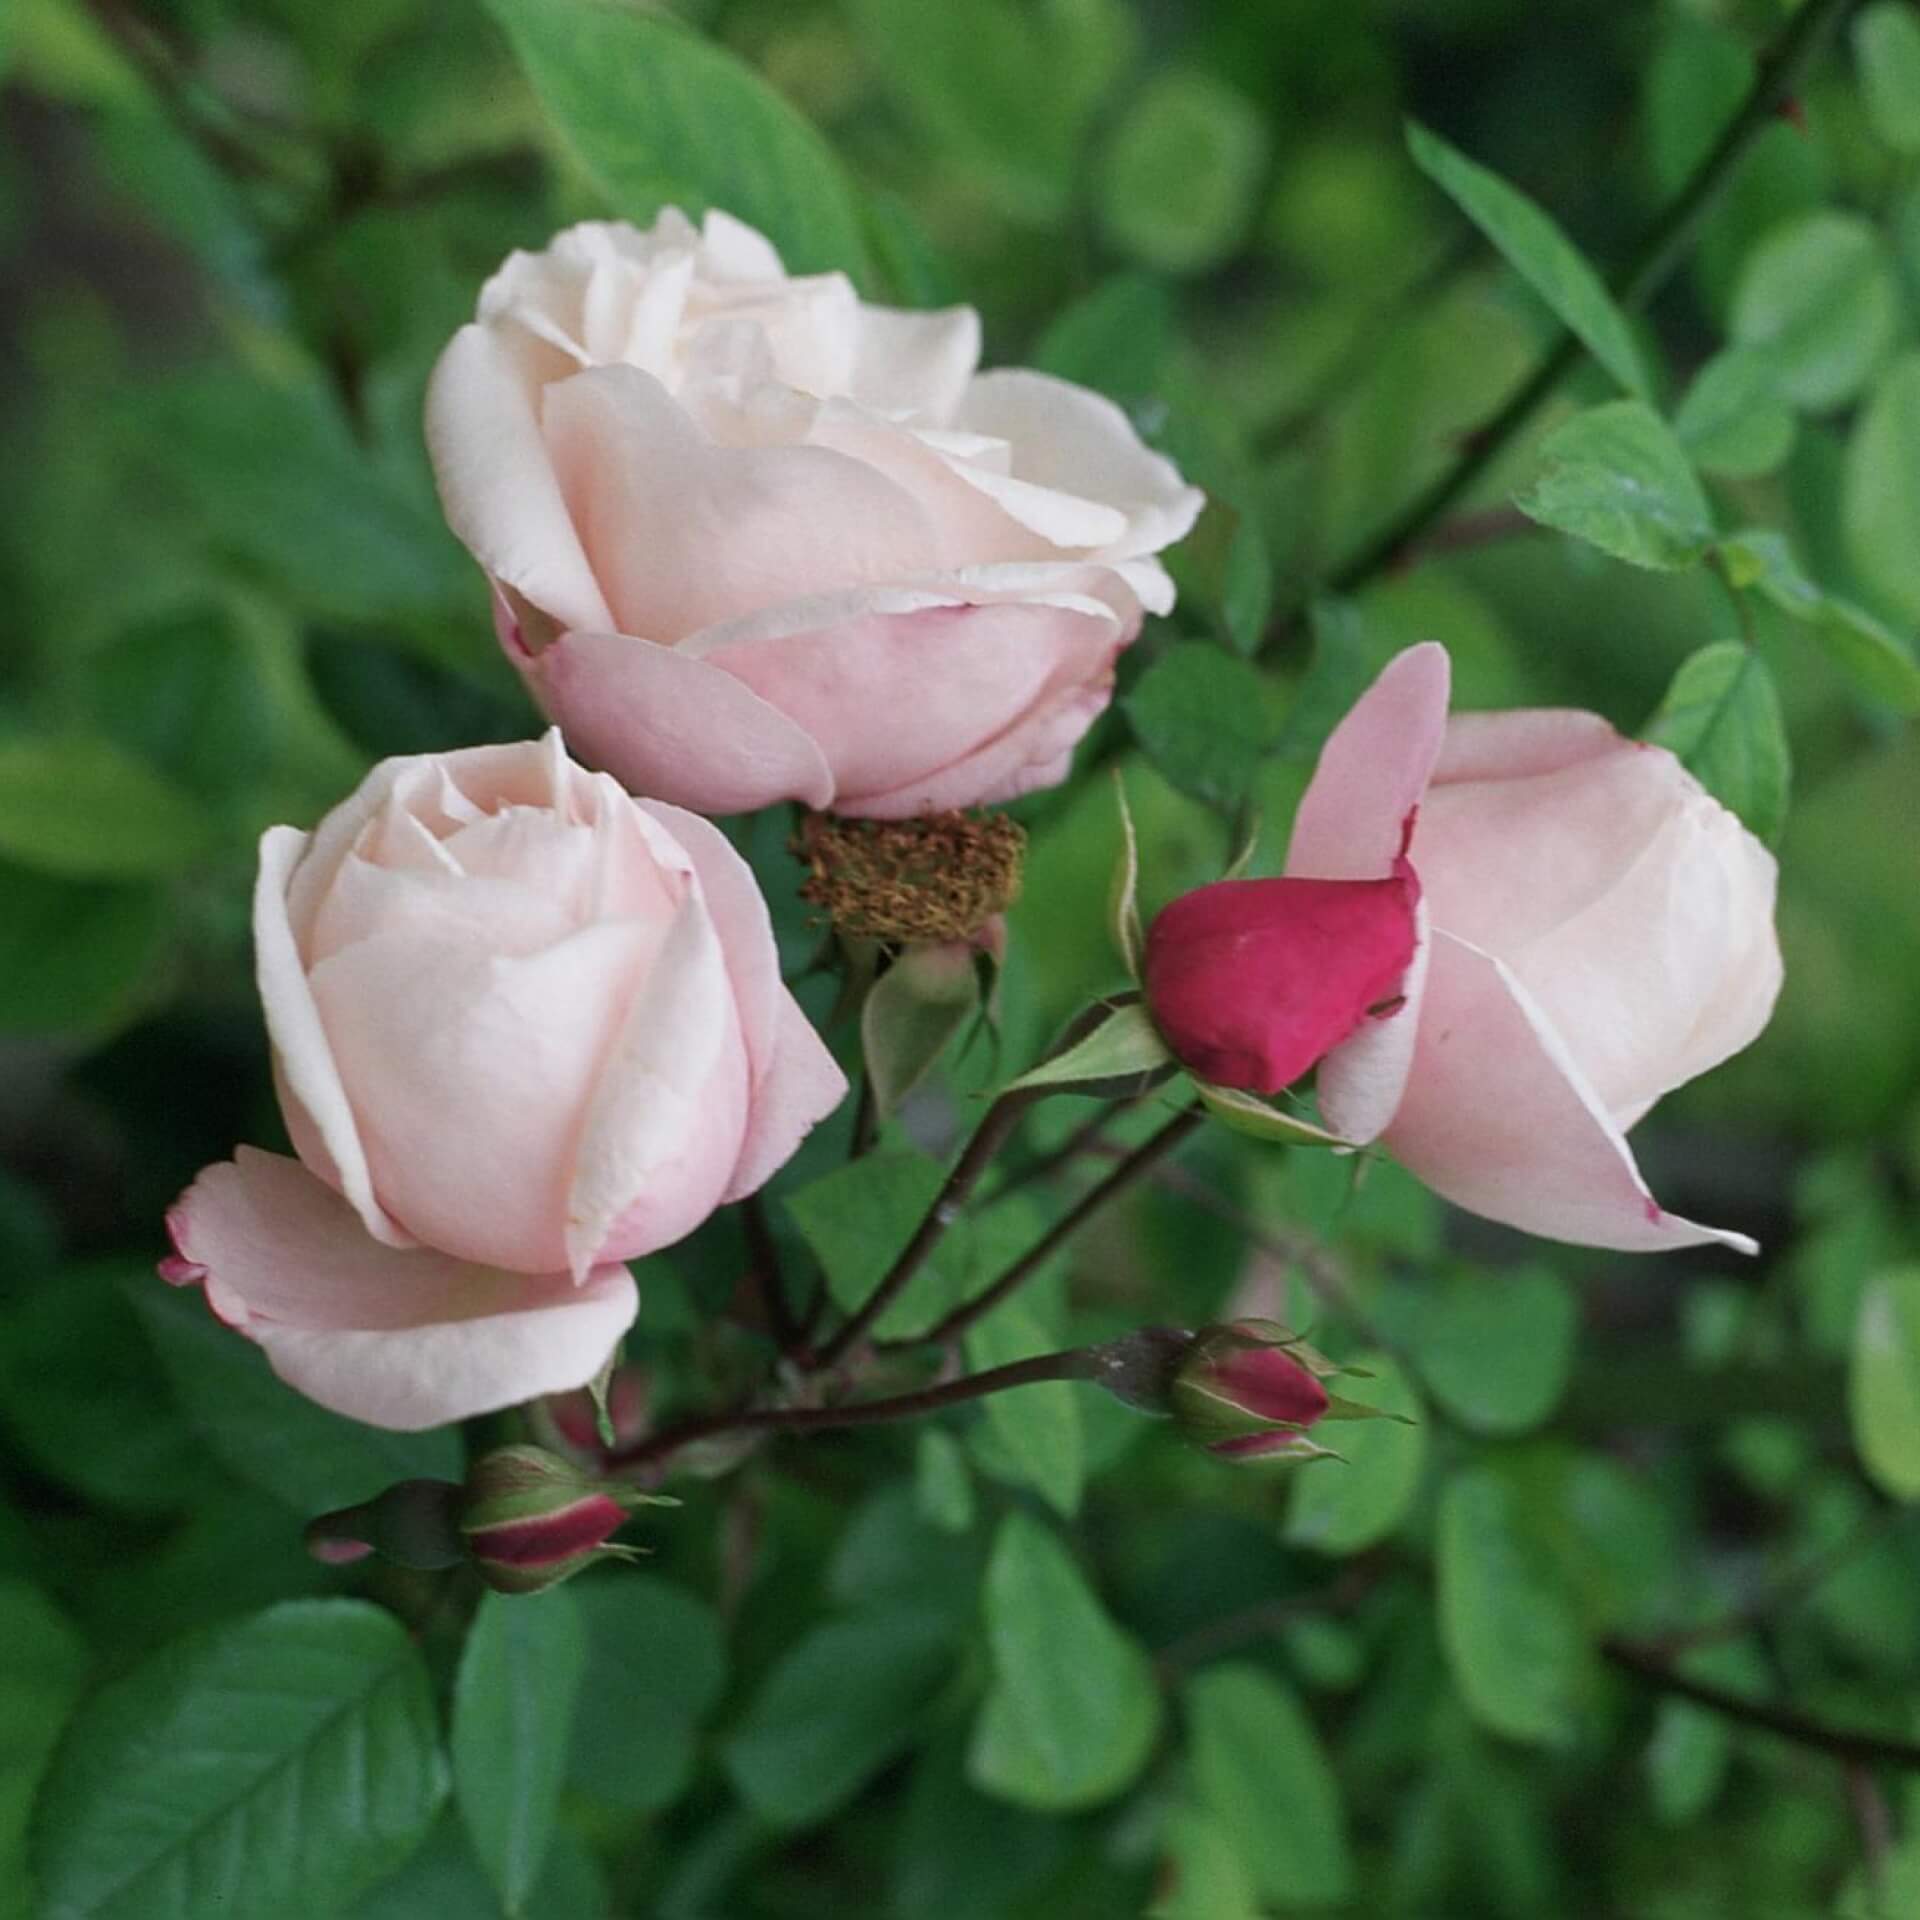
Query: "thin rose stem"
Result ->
[[903, 1104, 1204, 1352], [809, 1086, 1044, 1369], [609, 1345, 1102, 1472], [1602, 1638, 1920, 1772], [740, 1192, 804, 1357]]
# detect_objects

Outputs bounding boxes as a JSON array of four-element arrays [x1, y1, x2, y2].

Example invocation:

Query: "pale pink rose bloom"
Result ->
[[162, 731, 846, 1429], [425, 209, 1204, 818], [1287, 644, 1782, 1252]]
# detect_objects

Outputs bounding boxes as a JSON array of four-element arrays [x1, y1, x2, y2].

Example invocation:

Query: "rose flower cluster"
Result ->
[[163, 209, 1783, 1433]]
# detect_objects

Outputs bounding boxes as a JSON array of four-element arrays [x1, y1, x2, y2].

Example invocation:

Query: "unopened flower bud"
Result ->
[[458, 1444, 670, 1595], [1142, 872, 1418, 1094], [304, 1478, 466, 1571], [527, 1366, 651, 1467], [1206, 1428, 1343, 1467], [1171, 1320, 1333, 1453]]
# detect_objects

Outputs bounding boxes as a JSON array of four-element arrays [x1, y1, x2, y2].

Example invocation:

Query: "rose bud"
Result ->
[[160, 732, 847, 1431], [1171, 1322, 1333, 1446], [1206, 1429, 1342, 1467], [1143, 871, 1419, 1095], [459, 1444, 670, 1596], [426, 210, 1203, 819], [304, 1478, 466, 1571], [528, 1366, 650, 1468], [1220, 643, 1782, 1253]]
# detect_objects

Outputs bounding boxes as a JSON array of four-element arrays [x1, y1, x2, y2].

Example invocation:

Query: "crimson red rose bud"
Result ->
[[1171, 1322, 1332, 1449], [1142, 870, 1419, 1095], [458, 1444, 670, 1596]]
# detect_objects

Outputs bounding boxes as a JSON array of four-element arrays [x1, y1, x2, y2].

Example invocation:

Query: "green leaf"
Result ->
[[1195, 1081, 1344, 1147], [1845, 353, 1920, 628], [1149, 1805, 1262, 1920], [1730, 212, 1898, 412], [784, 1151, 965, 1341], [485, 0, 869, 279], [1643, 1638, 1765, 1829], [1856, 4, 1920, 153], [0, 1258, 206, 1513], [0, 736, 212, 879], [1816, 602, 1920, 719], [1034, 274, 1178, 402], [1718, 528, 1920, 716], [0, 1582, 87, 1920], [967, 1512, 1160, 1811], [1411, 1266, 1577, 1435], [964, 1298, 1084, 1518], [724, 1609, 955, 1827], [453, 1590, 587, 1917], [1646, 1698, 1729, 1829], [78, 604, 276, 809], [1098, 70, 1269, 275], [567, 1575, 725, 1813], [1123, 642, 1277, 816], [892, 1732, 1070, 1920], [862, 942, 981, 1121], [129, 1280, 463, 1514], [352, 1814, 605, 1920], [1643, 641, 1790, 844], [1438, 1465, 1594, 1747], [1851, 1267, 1920, 1501], [1284, 1352, 1426, 1555], [1673, 347, 1796, 478], [1221, 513, 1274, 657], [1183, 1663, 1353, 1904], [1406, 121, 1651, 401], [1005, 1003, 1171, 1095], [0, 863, 167, 1037], [914, 1429, 977, 1534], [1516, 400, 1715, 570], [134, 368, 472, 632], [33, 1600, 446, 1920], [845, 0, 1122, 227]]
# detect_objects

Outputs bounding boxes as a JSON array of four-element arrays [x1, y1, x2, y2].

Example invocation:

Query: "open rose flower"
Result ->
[[1146, 644, 1782, 1252], [425, 209, 1203, 818], [161, 732, 846, 1429]]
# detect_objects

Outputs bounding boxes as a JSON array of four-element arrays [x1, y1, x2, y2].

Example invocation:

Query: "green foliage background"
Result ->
[[3, 0, 1920, 1914]]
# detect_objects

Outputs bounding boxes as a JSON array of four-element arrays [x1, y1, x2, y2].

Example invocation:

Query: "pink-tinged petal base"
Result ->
[[723, 989, 849, 1200], [1287, 643, 1451, 882], [520, 625, 835, 817], [695, 589, 1127, 815], [1315, 895, 1431, 1145], [1382, 933, 1756, 1254], [254, 825, 409, 1250], [631, 799, 849, 1198], [1143, 870, 1420, 1096], [165, 1150, 639, 1430], [1431, 707, 1626, 784], [425, 324, 615, 635], [565, 896, 746, 1277]]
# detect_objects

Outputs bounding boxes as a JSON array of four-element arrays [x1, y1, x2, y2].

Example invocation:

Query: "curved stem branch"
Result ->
[[1603, 1637, 1920, 1772], [903, 1104, 1205, 1351], [810, 1087, 1043, 1369], [609, 1345, 1101, 1472], [1261, 0, 1858, 650]]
